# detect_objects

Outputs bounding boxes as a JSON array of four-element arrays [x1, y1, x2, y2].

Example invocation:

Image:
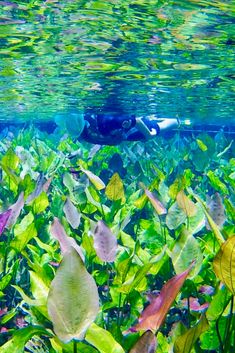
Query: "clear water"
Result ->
[[0, 0, 234, 128]]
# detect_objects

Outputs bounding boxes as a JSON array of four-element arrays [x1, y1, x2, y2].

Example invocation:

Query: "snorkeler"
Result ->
[[80, 114, 179, 144], [55, 112, 179, 145]]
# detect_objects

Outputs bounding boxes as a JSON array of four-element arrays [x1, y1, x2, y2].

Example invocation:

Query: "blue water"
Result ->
[[0, 0, 234, 129]]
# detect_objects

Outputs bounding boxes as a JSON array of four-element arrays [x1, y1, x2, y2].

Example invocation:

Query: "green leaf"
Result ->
[[0, 326, 51, 353], [192, 194, 225, 244], [32, 191, 49, 214], [119, 263, 152, 294], [166, 201, 186, 229], [11, 212, 37, 252], [206, 284, 231, 321], [171, 230, 203, 278], [207, 170, 228, 194], [47, 247, 99, 343], [196, 139, 208, 151], [174, 316, 209, 353], [85, 323, 125, 353], [1, 149, 20, 170]]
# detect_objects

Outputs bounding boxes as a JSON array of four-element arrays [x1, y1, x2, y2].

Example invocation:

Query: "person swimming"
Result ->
[[55, 112, 179, 145]]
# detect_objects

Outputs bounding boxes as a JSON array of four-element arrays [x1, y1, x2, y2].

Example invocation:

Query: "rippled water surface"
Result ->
[[0, 0, 234, 125]]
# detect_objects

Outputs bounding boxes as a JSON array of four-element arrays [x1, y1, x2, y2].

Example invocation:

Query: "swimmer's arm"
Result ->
[[135, 117, 157, 138]]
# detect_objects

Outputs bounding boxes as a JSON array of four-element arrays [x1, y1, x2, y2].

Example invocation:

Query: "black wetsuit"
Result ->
[[81, 114, 160, 145]]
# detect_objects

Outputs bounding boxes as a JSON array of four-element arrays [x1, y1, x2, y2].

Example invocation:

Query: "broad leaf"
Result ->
[[171, 230, 203, 278], [119, 263, 152, 294], [86, 323, 125, 353], [206, 193, 226, 230], [176, 190, 197, 217], [207, 170, 228, 194], [50, 217, 84, 261], [0, 326, 51, 353], [105, 172, 125, 201], [1, 148, 20, 170], [0, 209, 12, 236], [6, 192, 24, 228], [213, 235, 235, 294], [80, 166, 105, 190], [63, 196, 81, 229], [32, 191, 49, 214], [10, 212, 37, 252], [129, 331, 157, 353], [47, 247, 99, 343], [192, 193, 225, 244], [166, 201, 186, 230], [93, 220, 117, 262], [130, 265, 193, 332], [145, 189, 167, 215], [206, 284, 231, 322], [174, 316, 209, 353], [26, 174, 45, 204]]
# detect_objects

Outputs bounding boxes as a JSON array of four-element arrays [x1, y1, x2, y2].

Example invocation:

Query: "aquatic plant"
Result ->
[[0, 127, 234, 353]]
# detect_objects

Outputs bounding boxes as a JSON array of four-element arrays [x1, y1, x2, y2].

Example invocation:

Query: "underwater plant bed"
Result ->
[[0, 127, 234, 353]]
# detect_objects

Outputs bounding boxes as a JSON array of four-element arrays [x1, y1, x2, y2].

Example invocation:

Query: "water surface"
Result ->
[[0, 0, 234, 126]]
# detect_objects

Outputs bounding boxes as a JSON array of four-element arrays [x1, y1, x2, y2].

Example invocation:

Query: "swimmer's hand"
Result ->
[[135, 117, 157, 138]]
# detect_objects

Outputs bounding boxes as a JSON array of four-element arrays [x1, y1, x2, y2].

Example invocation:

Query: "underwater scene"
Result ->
[[0, 1, 235, 353]]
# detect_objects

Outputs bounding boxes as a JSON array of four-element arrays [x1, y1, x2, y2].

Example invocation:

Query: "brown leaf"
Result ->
[[129, 331, 157, 353], [6, 192, 24, 229], [145, 189, 167, 215], [130, 265, 194, 332]]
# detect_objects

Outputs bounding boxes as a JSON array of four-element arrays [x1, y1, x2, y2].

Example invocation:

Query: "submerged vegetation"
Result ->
[[0, 127, 234, 352]]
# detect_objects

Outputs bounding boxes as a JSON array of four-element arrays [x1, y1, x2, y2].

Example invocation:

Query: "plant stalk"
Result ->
[[73, 341, 78, 353], [223, 296, 234, 352]]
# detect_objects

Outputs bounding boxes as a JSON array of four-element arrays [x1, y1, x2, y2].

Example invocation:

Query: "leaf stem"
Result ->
[[117, 293, 122, 327], [215, 316, 223, 352], [73, 341, 78, 353], [223, 296, 234, 352]]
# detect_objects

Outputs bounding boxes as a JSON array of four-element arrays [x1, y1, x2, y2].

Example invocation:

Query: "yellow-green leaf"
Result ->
[[196, 139, 208, 151], [176, 190, 197, 217], [32, 191, 49, 214], [1, 149, 20, 170], [213, 235, 235, 295], [47, 247, 99, 343], [174, 316, 209, 353], [11, 212, 37, 252], [80, 167, 105, 190], [86, 323, 125, 353], [105, 173, 125, 201]]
